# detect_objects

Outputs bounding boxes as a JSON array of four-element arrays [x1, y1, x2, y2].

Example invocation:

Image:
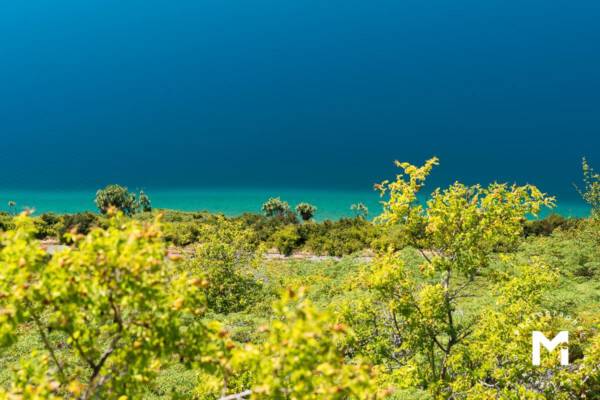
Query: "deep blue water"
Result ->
[[0, 1, 599, 214]]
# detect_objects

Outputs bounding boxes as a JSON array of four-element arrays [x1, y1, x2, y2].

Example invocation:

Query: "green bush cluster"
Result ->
[[268, 217, 379, 256], [95, 184, 153, 216], [523, 213, 581, 237]]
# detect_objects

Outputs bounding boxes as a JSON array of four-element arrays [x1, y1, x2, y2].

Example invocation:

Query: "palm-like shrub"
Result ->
[[350, 202, 369, 219], [137, 190, 152, 212], [295, 202, 317, 221], [261, 197, 290, 217], [95, 184, 136, 215]]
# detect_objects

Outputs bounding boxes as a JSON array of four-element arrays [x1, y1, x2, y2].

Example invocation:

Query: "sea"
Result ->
[[0, 188, 590, 221], [0, 1, 598, 220]]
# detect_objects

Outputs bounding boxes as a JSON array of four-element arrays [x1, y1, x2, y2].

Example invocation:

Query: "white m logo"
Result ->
[[532, 331, 569, 366]]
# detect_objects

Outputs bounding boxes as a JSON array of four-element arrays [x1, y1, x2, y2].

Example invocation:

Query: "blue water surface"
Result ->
[[0, 1, 598, 214]]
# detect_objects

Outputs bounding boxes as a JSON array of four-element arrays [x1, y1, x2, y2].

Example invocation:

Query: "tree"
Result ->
[[261, 197, 290, 218], [186, 216, 263, 313], [366, 157, 554, 397], [296, 202, 317, 221], [234, 288, 380, 399], [350, 203, 369, 219], [575, 157, 600, 218], [0, 212, 230, 398], [137, 190, 152, 213], [94, 184, 136, 215]]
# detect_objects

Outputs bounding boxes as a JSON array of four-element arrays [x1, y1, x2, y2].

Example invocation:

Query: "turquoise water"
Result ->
[[0, 188, 590, 221]]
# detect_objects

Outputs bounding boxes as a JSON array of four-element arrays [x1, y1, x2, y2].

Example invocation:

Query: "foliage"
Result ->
[[185, 217, 264, 314], [300, 218, 378, 257], [295, 202, 317, 221], [94, 184, 137, 216], [261, 197, 291, 218], [0, 213, 15, 232], [448, 261, 598, 399], [520, 218, 600, 279], [137, 190, 152, 213], [271, 225, 302, 256], [523, 213, 580, 237], [350, 203, 369, 219], [234, 288, 380, 399], [56, 212, 100, 243], [575, 157, 600, 218], [367, 157, 555, 397], [0, 212, 227, 399]]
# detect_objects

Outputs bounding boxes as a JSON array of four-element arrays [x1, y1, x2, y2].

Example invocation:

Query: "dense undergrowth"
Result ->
[[0, 158, 598, 399], [0, 207, 582, 257]]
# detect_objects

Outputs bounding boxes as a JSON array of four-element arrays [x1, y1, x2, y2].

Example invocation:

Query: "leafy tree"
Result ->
[[575, 157, 600, 218], [0, 212, 229, 398], [234, 288, 380, 399], [186, 216, 264, 314], [261, 197, 290, 218], [296, 202, 317, 221], [366, 157, 554, 397], [94, 184, 136, 216], [446, 259, 599, 399], [350, 203, 369, 219], [137, 190, 152, 213]]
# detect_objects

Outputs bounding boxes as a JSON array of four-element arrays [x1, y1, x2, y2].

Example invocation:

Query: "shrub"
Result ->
[[301, 218, 378, 256], [368, 157, 554, 396], [95, 184, 136, 215], [57, 212, 100, 243], [235, 288, 378, 399], [350, 202, 369, 219], [261, 197, 290, 218], [186, 217, 263, 313], [523, 213, 580, 237], [575, 157, 600, 218], [0, 213, 228, 398], [0, 212, 14, 232], [271, 225, 302, 256], [137, 189, 152, 212], [33, 212, 61, 239], [7, 201, 17, 215], [295, 202, 317, 221]]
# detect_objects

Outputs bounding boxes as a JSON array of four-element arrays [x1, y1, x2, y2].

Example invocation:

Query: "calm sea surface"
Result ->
[[0, 188, 589, 220]]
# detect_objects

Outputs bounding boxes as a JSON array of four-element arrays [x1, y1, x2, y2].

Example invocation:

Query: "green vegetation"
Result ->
[[295, 202, 317, 221], [260, 197, 291, 218], [575, 157, 599, 218], [350, 203, 368, 219], [0, 159, 598, 399], [95, 184, 137, 215], [138, 190, 152, 213]]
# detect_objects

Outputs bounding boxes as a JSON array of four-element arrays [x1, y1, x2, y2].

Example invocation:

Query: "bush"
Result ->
[[95, 184, 137, 215], [301, 218, 378, 256], [57, 212, 100, 243], [33, 213, 61, 239], [185, 217, 263, 313], [271, 225, 302, 256], [0, 212, 14, 232], [261, 197, 290, 218], [137, 190, 152, 212], [295, 202, 317, 221], [350, 202, 369, 219], [575, 157, 600, 218], [524, 214, 580, 237]]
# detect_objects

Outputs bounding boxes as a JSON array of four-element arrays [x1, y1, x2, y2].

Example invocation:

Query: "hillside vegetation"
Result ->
[[0, 158, 598, 399]]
